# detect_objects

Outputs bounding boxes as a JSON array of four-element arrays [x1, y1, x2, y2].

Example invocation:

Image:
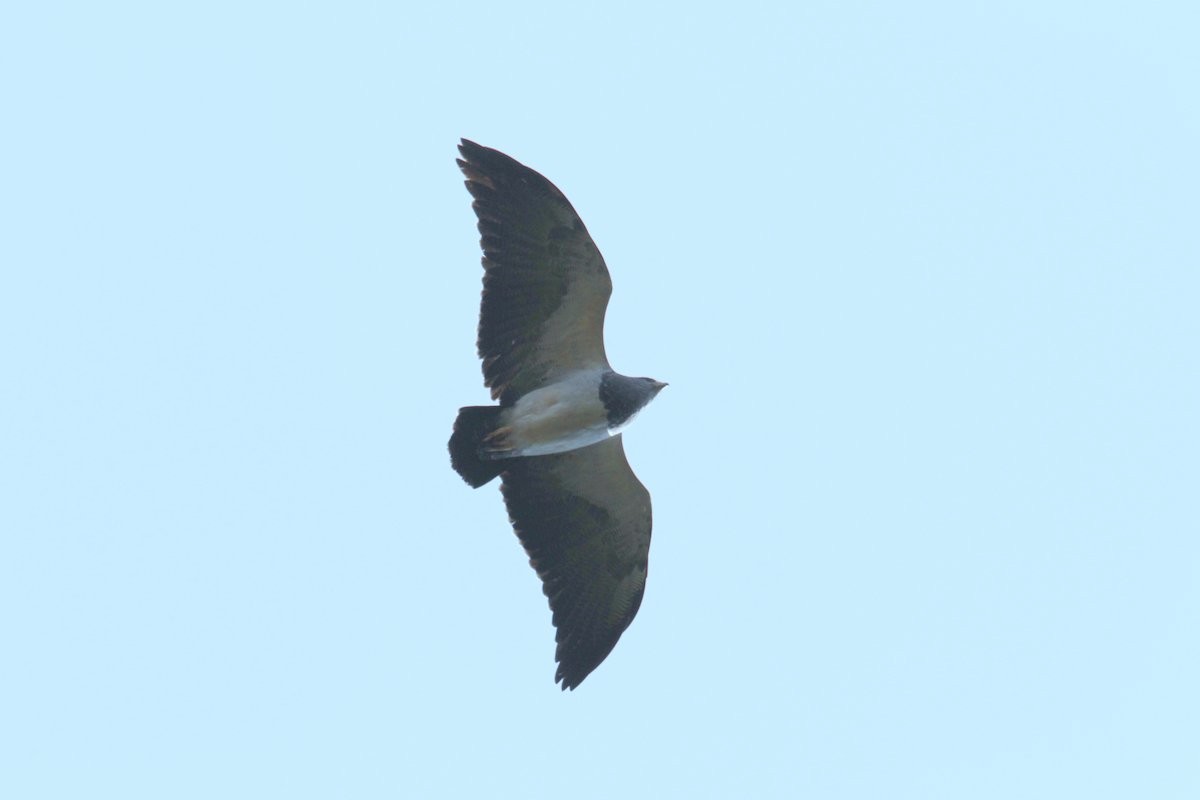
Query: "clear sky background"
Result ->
[[3, 2, 1197, 798]]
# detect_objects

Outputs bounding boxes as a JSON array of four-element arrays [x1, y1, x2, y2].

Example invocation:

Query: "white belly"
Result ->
[[498, 373, 612, 457]]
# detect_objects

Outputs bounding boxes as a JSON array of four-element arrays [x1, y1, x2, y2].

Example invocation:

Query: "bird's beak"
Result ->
[[652, 380, 668, 391]]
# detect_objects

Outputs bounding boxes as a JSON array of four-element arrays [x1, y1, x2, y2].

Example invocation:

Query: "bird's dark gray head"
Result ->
[[599, 372, 668, 428]]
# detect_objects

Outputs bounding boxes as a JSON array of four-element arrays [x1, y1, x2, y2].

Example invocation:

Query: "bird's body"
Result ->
[[485, 370, 614, 459], [482, 370, 665, 459], [448, 140, 665, 690]]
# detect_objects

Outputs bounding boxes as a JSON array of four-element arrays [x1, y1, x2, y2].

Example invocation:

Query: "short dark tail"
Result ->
[[448, 406, 505, 487]]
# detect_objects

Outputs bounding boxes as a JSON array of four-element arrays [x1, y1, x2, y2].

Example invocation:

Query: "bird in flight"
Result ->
[[448, 140, 666, 690]]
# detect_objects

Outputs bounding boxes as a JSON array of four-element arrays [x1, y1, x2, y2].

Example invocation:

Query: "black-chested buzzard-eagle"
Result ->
[[448, 140, 666, 690]]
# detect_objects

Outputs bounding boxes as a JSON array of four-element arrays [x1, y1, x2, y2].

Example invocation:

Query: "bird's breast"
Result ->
[[499, 373, 612, 457]]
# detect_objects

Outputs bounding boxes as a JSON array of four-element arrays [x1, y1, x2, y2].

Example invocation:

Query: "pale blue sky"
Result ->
[[2, 2, 1198, 798]]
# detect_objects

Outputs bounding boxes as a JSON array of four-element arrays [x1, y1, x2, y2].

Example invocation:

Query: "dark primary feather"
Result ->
[[457, 140, 612, 405], [499, 436, 652, 690]]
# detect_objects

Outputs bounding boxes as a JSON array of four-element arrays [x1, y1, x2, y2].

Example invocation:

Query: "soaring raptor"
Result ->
[[448, 140, 666, 690]]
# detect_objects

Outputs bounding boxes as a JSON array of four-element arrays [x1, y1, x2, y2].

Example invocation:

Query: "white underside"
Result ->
[[509, 423, 614, 457], [492, 370, 614, 458]]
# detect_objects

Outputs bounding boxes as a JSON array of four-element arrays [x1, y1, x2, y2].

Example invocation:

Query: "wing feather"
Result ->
[[499, 435, 651, 689], [458, 140, 611, 404]]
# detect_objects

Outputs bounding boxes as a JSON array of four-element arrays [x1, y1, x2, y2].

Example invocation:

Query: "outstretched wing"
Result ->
[[458, 139, 612, 405], [500, 435, 652, 690]]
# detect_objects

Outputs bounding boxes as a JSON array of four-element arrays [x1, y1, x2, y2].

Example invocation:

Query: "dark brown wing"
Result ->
[[500, 435, 652, 690], [458, 140, 612, 405]]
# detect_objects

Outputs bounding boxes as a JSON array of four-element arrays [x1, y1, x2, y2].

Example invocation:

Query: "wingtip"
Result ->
[[555, 656, 596, 691], [458, 138, 486, 161], [456, 141, 501, 190]]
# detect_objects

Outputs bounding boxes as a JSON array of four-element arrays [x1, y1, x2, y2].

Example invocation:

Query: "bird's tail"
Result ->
[[448, 406, 506, 487]]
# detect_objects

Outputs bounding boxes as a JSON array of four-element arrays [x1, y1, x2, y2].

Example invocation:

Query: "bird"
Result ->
[[448, 139, 666, 690]]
